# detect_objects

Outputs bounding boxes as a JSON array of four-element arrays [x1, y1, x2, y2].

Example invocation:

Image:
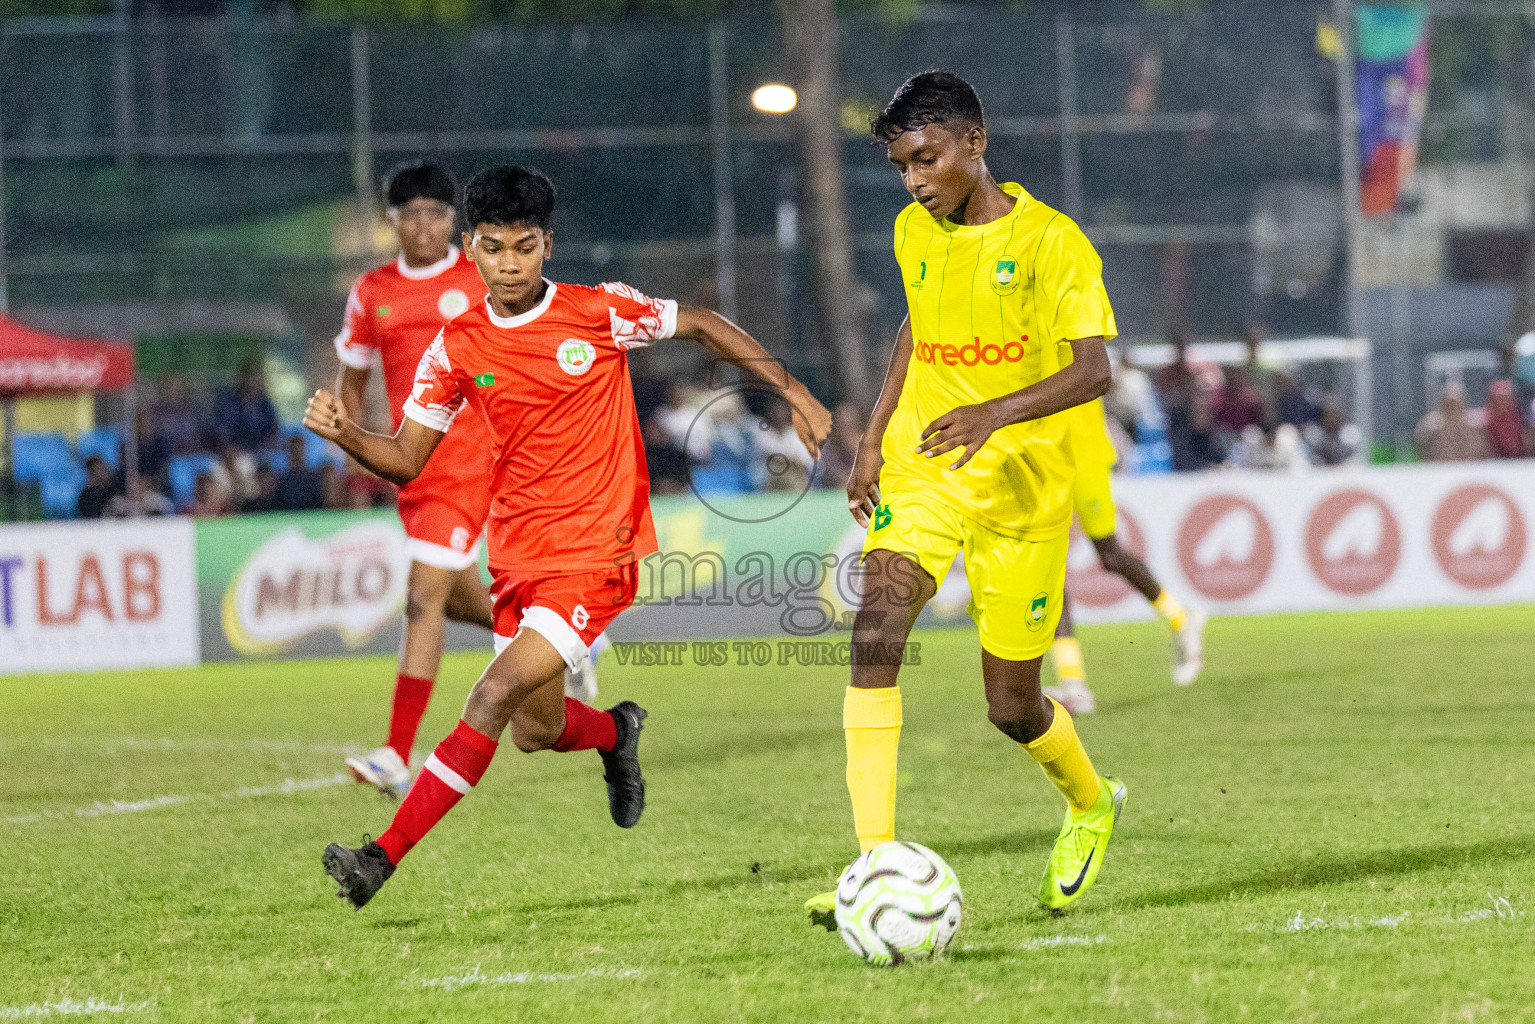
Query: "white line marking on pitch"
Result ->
[[0, 998, 152, 1018], [3, 773, 351, 826], [1248, 896, 1521, 934], [420, 965, 642, 991], [961, 934, 1107, 953]]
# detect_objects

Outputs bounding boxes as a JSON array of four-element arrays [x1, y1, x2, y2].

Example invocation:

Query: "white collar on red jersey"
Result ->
[[485, 280, 558, 328], [396, 246, 461, 281]]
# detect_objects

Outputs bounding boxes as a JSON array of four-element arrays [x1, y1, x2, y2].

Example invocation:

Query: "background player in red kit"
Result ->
[[331, 161, 496, 799], [332, 162, 607, 800], [307, 166, 831, 908]]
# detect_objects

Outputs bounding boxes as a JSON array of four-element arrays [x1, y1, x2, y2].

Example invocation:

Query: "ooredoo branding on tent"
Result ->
[[1176, 494, 1275, 601], [1304, 489, 1401, 596], [1431, 484, 1526, 590]]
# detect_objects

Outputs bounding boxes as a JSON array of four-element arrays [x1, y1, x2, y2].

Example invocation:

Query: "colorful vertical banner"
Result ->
[[1355, 3, 1429, 218]]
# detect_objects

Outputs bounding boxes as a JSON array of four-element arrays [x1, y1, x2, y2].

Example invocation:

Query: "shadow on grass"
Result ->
[[943, 828, 1057, 859], [1124, 833, 1535, 911]]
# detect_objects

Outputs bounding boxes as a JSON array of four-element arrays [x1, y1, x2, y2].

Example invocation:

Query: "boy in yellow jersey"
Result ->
[[1045, 400, 1207, 715], [807, 71, 1126, 925]]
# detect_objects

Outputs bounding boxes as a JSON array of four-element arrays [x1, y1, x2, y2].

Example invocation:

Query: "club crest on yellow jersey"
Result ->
[[991, 257, 1021, 295]]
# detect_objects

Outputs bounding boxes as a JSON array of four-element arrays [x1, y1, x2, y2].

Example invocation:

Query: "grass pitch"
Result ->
[[3, 606, 1534, 1022]]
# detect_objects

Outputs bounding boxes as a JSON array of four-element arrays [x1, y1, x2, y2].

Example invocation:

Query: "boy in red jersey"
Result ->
[[331, 161, 500, 799], [310, 166, 831, 908]]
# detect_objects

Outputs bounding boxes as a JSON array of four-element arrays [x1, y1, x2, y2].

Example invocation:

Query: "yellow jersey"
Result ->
[[1064, 398, 1118, 470], [881, 182, 1118, 539]]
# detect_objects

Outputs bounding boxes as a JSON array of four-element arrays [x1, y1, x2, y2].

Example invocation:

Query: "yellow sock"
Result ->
[[844, 686, 902, 853], [1152, 589, 1188, 631], [1023, 697, 1101, 814], [1050, 636, 1087, 684]]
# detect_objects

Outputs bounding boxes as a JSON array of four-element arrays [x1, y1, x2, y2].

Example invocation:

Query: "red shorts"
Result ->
[[489, 563, 638, 668], [397, 487, 490, 571]]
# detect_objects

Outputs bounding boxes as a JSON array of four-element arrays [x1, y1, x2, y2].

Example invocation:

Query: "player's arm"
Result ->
[[303, 389, 444, 485], [671, 304, 832, 459], [335, 366, 371, 431], [916, 335, 1111, 470], [847, 315, 913, 527]]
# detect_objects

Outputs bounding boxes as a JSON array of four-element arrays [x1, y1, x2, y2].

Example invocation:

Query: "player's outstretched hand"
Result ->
[[789, 389, 832, 463], [918, 402, 1001, 471], [846, 442, 883, 527], [304, 389, 348, 442]]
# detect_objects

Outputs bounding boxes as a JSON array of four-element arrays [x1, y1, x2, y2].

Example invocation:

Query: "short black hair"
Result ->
[[463, 166, 556, 233], [384, 160, 457, 208], [870, 71, 985, 144]]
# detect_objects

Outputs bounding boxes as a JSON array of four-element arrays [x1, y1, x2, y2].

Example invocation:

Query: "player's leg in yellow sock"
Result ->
[[1050, 636, 1087, 685], [843, 685, 902, 852], [1152, 589, 1188, 632], [1022, 696, 1100, 813]]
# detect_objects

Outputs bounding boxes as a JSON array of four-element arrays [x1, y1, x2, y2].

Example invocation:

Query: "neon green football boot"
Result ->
[[805, 891, 837, 931], [1038, 776, 1127, 911]]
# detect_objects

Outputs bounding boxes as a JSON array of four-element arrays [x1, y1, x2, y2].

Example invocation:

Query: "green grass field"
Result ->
[[4, 606, 1534, 1022]]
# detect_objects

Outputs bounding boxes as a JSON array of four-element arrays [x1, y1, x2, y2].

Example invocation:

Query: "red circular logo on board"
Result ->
[[1176, 494, 1275, 601], [1067, 509, 1147, 608], [1430, 484, 1526, 589], [1304, 489, 1401, 595]]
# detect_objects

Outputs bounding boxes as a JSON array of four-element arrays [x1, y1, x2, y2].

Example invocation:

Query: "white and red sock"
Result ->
[[377, 720, 497, 864], [385, 673, 434, 764]]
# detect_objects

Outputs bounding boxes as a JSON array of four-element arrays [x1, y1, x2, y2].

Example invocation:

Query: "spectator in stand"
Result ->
[[134, 409, 172, 488], [150, 374, 209, 455], [1229, 401, 1308, 472], [106, 473, 174, 518], [76, 455, 116, 519], [344, 469, 394, 509], [1416, 382, 1488, 462], [1104, 343, 1157, 441], [1212, 364, 1264, 437], [1240, 323, 1274, 400], [274, 434, 324, 511], [815, 402, 865, 489], [318, 463, 347, 510], [213, 443, 258, 508], [186, 472, 233, 517], [1485, 379, 1529, 458], [1155, 329, 1201, 461], [752, 395, 814, 492], [642, 412, 690, 496], [213, 358, 279, 452], [1274, 368, 1323, 427], [1305, 401, 1358, 466], [242, 464, 280, 513], [1172, 392, 1227, 471]]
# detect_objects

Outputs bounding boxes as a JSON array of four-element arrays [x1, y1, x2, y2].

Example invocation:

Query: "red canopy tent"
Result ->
[[0, 315, 134, 396], [0, 315, 136, 520]]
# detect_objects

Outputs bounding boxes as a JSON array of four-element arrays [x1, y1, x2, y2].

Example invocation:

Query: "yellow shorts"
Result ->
[[1072, 461, 1119, 540], [862, 494, 1067, 661]]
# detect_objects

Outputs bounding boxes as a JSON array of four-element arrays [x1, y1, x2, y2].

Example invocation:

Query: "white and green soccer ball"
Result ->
[[835, 841, 963, 966]]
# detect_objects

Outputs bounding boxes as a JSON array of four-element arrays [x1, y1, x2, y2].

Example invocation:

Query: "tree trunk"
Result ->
[[784, 0, 873, 409]]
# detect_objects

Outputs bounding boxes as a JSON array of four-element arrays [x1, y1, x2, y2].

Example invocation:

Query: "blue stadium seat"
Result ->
[[40, 464, 87, 519], [260, 449, 289, 475], [76, 426, 124, 471], [11, 432, 75, 483], [168, 453, 220, 508]]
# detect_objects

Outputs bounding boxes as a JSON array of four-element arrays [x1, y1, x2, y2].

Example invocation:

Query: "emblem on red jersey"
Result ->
[[437, 289, 470, 319], [557, 339, 597, 377]]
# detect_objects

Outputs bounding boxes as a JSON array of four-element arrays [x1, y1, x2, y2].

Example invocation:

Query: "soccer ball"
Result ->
[[834, 841, 963, 966]]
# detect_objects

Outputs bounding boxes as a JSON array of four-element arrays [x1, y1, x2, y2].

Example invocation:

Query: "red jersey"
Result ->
[[402, 280, 676, 574], [334, 248, 494, 509]]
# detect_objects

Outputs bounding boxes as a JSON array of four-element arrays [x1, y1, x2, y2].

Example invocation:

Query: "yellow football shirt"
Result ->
[[1065, 398, 1118, 469], [881, 183, 1118, 539]]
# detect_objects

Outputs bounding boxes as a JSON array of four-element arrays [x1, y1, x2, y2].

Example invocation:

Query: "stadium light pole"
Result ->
[[708, 23, 738, 324], [1331, 0, 1370, 450]]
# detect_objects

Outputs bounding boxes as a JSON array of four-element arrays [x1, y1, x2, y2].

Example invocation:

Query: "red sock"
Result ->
[[385, 674, 434, 763], [549, 698, 618, 753], [376, 720, 497, 865]]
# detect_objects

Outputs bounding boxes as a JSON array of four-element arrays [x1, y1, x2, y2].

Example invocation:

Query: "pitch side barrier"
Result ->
[[1, 460, 1532, 673]]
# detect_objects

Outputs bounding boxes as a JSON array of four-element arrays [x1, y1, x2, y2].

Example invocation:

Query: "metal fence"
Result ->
[[0, 4, 1523, 409]]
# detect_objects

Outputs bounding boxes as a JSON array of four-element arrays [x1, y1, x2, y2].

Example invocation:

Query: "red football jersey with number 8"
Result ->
[[403, 279, 675, 574]]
